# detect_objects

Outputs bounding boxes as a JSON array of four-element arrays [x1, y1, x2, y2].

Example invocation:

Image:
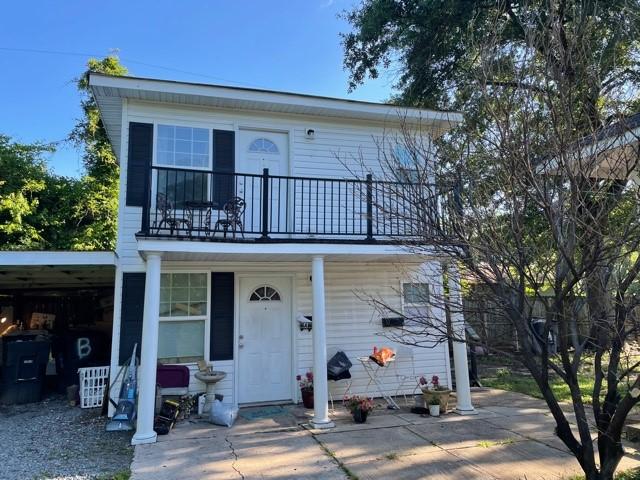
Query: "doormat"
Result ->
[[238, 406, 288, 421]]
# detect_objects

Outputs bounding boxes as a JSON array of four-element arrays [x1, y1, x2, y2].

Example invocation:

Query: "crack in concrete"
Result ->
[[225, 436, 245, 479]]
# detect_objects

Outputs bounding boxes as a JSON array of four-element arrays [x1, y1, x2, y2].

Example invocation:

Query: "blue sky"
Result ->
[[0, 0, 395, 178]]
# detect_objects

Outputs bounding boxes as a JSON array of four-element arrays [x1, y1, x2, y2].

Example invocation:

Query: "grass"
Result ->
[[563, 467, 640, 479], [314, 440, 359, 480], [483, 368, 598, 404], [477, 438, 516, 448], [94, 470, 131, 480]]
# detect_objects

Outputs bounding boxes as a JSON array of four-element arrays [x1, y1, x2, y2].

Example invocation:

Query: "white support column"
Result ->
[[108, 267, 123, 418], [446, 263, 477, 415], [132, 252, 162, 445], [310, 256, 334, 429]]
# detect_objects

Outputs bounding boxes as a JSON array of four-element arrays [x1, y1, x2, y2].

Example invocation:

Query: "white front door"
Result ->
[[238, 276, 292, 404], [238, 130, 289, 235]]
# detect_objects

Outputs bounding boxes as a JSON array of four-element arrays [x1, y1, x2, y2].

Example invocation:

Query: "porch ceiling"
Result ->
[[0, 265, 115, 290], [137, 239, 436, 263], [0, 251, 116, 290]]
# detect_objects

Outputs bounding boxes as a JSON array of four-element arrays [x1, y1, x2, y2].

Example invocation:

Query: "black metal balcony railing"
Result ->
[[140, 166, 457, 243]]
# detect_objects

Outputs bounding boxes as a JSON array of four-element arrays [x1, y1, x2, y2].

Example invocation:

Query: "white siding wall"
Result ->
[[115, 101, 418, 269], [110, 100, 448, 410], [139, 261, 449, 407]]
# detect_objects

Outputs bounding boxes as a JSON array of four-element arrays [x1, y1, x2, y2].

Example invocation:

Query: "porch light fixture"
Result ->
[[306, 128, 315, 139]]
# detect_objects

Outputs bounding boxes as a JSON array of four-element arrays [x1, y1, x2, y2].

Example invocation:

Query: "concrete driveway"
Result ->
[[130, 389, 640, 480]]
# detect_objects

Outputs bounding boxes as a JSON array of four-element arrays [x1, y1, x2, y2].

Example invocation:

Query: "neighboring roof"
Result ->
[[89, 73, 463, 162], [0, 251, 116, 290]]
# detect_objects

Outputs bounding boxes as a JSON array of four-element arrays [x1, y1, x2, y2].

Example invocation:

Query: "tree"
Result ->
[[68, 55, 127, 251], [346, 2, 640, 479], [0, 135, 53, 249], [342, 0, 640, 119]]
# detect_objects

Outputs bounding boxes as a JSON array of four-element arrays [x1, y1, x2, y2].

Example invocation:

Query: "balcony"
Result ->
[[138, 166, 457, 244]]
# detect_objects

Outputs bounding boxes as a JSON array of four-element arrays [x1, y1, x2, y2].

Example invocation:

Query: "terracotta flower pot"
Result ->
[[301, 388, 314, 409], [352, 409, 368, 423]]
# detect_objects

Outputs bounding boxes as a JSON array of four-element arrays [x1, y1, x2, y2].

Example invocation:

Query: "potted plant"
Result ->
[[428, 395, 441, 417], [344, 395, 374, 423], [419, 375, 452, 413], [297, 371, 314, 408]]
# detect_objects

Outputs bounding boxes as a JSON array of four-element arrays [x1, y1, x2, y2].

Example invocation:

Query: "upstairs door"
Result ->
[[237, 131, 289, 235]]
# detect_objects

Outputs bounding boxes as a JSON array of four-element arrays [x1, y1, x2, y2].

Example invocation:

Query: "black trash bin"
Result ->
[[0, 336, 51, 404]]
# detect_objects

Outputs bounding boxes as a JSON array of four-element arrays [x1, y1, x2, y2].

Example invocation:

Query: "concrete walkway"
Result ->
[[130, 389, 640, 480]]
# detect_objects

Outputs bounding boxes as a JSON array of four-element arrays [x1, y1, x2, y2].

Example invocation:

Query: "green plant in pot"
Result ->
[[344, 395, 374, 423], [420, 375, 451, 413], [428, 395, 441, 417], [297, 371, 314, 408]]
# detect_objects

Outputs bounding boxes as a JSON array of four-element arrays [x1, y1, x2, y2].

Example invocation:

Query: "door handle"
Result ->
[[239, 343, 244, 349]]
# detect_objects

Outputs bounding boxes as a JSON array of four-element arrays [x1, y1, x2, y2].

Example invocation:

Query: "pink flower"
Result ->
[[432, 375, 439, 387], [419, 376, 427, 385], [296, 375, 301, 381]]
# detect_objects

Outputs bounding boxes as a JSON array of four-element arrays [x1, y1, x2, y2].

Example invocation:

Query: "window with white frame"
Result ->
[[155, 125, 210, 209], [394, 144, 419, 183], [402, 282, 430, 306], [158, 273, 208, 362], [157, 125, 210, 168]]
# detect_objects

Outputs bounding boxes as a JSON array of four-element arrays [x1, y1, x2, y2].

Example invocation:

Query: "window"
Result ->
[[248, 138, 279, 154], [249, 285, 281, 301], [158, 273, 208, 362], [157, 125, 210, 168], [403, 283, 429, 305], [394, 144, 419, 183], [156, 169, 208, 209], [155, 125, 210, 209]]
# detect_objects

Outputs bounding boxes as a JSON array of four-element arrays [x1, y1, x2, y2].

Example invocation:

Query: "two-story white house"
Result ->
[[88, 72, 475, 445]]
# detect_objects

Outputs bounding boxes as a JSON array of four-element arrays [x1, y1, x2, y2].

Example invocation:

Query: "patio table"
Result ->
[[356, 356, 400, 410], [184, 201, 219, 236]]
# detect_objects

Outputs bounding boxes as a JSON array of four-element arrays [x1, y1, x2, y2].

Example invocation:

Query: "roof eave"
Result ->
[[88, 72, 463, 127]]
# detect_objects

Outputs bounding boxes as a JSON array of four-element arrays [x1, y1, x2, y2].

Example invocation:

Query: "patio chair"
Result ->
[[213, 197, 246, 239], [392, 346, 421, 406], [154, 193, 191, 235], [327, 347, 353, 412]]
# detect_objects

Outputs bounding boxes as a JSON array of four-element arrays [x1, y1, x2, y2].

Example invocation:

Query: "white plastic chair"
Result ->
[[327, 346, 353, 412], [392, 346, 421, 406]]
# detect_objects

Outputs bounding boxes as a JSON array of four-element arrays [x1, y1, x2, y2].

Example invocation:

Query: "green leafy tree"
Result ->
[[342, 0, 640, 123], [68, 55, 127, 250], [0, 135, 52, 249]]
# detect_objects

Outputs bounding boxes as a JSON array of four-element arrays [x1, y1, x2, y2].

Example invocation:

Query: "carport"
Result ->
[[0, 251, 116, 402]]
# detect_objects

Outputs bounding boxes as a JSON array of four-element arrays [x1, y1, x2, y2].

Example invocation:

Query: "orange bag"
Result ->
[[369, 347, 395, 366]]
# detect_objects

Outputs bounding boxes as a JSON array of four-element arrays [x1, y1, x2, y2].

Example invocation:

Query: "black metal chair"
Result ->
[[154, 193, 191, 235], [213, 197, 246, 239]]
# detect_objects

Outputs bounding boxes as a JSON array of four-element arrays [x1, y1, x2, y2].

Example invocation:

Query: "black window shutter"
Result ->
[[210, 272, 234, 361], [126, 122, 153, 207], [212, 130, 235, 206], [119, 272, 146, 364]]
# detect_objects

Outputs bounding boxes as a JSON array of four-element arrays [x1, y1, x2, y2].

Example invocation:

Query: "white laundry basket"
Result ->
[[78, 366, 110, 408]]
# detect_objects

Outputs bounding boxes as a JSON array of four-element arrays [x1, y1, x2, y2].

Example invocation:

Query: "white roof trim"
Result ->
[[89, 73, 463, 125], [0, 251, 116, 266]]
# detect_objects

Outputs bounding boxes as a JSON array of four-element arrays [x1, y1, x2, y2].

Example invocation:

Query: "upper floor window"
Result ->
[[394, 144, 419, 183], [403, 282, 430, 306], [248, 138, 279, 154], [157, 125, 210, 169]]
